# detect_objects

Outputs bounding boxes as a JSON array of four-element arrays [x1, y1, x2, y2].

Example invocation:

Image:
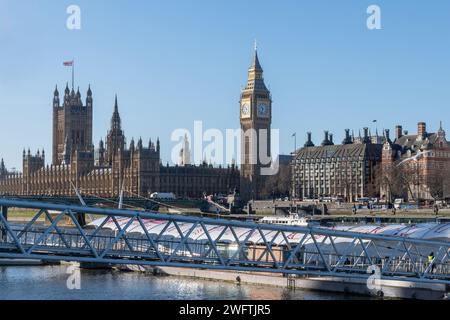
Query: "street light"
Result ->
[[292, 132, 297, 155]]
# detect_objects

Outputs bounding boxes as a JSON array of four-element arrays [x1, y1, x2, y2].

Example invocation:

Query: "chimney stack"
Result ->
[[418, 122, 426, 138], [321, 131, 331, 146], [363, 127, 370, 143], [395, 125, 403, 140], [304, 132, 314, 147], [342, 129, 352, 144], [329, 133, 334, 145], [385, 129, 391, 143]]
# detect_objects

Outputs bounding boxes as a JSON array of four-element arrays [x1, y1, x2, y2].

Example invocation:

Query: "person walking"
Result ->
[[428, 251, 436, 273]]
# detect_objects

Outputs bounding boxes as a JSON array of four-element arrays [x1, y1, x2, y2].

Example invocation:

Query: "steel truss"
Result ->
[[0, 198, 449, 285]]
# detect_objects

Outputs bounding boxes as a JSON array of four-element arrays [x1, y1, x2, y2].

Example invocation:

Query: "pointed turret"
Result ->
[[148, 138, 153, 150], [250, 42, 263, 72], [86, 84, 93, 107], [105, 95, 125, 164], [111, 95, 121, 131], [437, 121, 446, 139], [243, 43, 268, 93], [53, 85, 60, 107], [76, 87, 82, 105], [129, 138, 135, 152], [0, 158, 6, 175]]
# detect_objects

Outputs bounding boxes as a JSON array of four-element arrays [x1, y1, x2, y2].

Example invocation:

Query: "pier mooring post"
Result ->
[[75, 212, 86, 227], [1, 206, 8, 221], [1, 206, 8, 241]]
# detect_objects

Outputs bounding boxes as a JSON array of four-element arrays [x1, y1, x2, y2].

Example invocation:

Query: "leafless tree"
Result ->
[[427, 165, 450, 201], [261, 164, 291, 199], [400, 161, 424, 202], [379, 161, 407, 203]]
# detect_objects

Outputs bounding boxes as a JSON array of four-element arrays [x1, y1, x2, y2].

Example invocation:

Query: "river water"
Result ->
[[0, 265, 367, 300]]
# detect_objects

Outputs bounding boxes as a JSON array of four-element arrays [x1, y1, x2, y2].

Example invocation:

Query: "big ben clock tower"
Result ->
[[240, 45, 272, 200]]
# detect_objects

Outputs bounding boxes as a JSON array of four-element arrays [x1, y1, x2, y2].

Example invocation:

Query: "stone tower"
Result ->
[[239, 46, 272, 200], [179, 134, 191, 166], [52, 84, 93, 165], [105, 95, 126, 166]]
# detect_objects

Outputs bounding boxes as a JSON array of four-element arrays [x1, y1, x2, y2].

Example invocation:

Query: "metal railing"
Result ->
[[1, 198, 449, 285]]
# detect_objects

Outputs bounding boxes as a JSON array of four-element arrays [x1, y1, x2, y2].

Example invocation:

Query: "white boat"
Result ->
[[259, 214, 313, 227]]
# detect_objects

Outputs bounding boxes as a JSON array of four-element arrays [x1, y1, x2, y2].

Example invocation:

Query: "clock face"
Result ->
[[258, 103, 268, 117], [242, 103, 250, 117]]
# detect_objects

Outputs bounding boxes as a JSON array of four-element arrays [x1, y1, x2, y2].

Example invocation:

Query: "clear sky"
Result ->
[[1, 0, 450, 170]]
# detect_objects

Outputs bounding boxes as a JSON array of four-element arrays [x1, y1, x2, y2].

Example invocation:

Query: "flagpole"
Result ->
[[72, 59, 75, 90], [292, 133, 296, 155], [295, 133, 296, 153]]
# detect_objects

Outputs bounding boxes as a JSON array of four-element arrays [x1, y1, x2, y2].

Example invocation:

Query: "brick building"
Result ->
[[381, 122, 450, 202]]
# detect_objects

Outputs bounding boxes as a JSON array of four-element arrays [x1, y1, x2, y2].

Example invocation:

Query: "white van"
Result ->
[[150, 192, 176, 200], [394, 198, 404, 209]]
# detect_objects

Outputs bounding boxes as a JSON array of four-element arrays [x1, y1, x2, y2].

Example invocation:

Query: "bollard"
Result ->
[[0, 206, 7, 242], [76, 212, 86, 227], [1, 206, 7, 221]]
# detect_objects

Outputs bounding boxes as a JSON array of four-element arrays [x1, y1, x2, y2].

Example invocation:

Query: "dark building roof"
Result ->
[[395, 133, 441, 150], [277, 154, 294, 166], [294, 143, 383, 161]]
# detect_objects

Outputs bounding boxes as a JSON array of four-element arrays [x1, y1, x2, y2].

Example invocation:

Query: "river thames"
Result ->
[[0, 265, 369, 300]]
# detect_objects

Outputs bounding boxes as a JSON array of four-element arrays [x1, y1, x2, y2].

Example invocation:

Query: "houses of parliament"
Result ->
[[0, 48, 273, 199]]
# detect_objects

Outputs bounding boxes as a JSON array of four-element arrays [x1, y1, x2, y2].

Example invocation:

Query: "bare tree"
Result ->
[[400, 161, 424, 202], [379, 161, 407, 203], [427, 165, 450, 201], [261, 164, 291, 199]]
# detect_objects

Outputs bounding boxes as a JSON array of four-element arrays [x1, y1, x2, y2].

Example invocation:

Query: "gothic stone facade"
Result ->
[[0, 85, 239, 198], [292, 128, 383, 201]]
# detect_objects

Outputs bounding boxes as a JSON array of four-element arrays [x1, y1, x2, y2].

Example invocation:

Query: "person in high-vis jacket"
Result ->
[[428, 252, 436, 273]]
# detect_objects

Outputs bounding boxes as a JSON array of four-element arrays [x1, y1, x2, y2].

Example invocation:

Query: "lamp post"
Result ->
[[292, 132, 297, 155], [291, 132, 297, 203]]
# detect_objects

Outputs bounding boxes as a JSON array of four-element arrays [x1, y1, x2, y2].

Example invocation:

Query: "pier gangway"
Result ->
[[0, 198, 450, 286]]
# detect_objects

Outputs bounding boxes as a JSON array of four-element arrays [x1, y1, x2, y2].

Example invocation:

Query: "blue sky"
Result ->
[[1, 0, 450, 170]]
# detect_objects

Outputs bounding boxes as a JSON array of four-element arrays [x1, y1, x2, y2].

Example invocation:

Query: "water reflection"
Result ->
[[0, 266, 364, 300]]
